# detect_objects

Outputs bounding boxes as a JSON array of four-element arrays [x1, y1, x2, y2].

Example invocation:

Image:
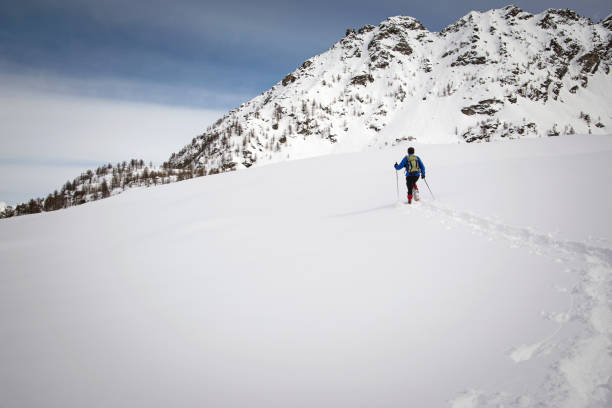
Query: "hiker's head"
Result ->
[[407, 147, 415, 155]]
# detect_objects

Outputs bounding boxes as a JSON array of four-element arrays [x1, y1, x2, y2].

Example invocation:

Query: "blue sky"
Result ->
[[1, 0, 610, 205]]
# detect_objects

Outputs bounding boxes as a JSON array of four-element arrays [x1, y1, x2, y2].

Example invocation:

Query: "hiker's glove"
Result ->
[[394, 162, 398, 168], [421, 174, 425, 179]]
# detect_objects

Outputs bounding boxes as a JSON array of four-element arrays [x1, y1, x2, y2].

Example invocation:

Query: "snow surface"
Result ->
[[1, 135, 611, 407], [0, 202, 6, 213]]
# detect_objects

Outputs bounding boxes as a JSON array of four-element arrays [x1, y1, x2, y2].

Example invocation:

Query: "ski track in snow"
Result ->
[[401, 200, 612, 407]]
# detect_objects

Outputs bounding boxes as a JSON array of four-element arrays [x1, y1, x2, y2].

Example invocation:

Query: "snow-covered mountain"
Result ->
[[167, 5, 611, 173], [2, 5, 610, 219]]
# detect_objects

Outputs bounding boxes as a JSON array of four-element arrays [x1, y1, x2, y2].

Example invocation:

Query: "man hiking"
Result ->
[[394, 147, 426, 204]]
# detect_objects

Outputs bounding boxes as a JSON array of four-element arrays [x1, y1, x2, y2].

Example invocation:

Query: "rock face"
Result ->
[[167, 6, 612, 173]]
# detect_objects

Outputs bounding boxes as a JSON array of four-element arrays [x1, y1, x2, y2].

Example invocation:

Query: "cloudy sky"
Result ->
[[1, 0, 610, 205]]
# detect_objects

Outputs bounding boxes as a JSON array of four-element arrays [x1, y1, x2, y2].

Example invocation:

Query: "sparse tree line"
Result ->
[[1, 159, 206, 219]]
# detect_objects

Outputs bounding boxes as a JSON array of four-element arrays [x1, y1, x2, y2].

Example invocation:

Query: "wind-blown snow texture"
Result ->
[[167, 6, 611, 176], [1, 135, 611, 407]]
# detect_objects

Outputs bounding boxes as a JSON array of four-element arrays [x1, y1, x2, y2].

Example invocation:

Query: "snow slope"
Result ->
[[1, 135, 611, 407]]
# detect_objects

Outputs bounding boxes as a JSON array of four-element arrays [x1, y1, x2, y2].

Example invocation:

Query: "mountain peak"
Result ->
[[538, 8, 591, 29], [380, 15, 427, 31], [164, 6, 610, 173]]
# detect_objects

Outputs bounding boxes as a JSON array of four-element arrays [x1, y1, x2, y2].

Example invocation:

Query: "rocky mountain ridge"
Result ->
[[166, 5, 611, 173]]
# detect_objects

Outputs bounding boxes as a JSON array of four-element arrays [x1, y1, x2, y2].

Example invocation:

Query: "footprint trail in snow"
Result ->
[[403, 200, 612, 407]]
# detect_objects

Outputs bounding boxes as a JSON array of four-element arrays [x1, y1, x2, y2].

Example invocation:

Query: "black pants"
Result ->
[[406, 175, 420, 196]]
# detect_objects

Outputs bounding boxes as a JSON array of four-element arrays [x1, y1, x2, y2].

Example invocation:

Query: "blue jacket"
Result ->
[[395, 154, 425, 176]]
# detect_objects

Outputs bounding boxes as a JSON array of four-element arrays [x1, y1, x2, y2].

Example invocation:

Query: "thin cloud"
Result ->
[[0, 158, 103, 168], [0, 79, 225, 164], [0, 77, 226, 204], [0, 69, 251, 110]]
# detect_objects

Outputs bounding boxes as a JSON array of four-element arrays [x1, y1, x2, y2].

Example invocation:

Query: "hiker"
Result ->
[[394, 147, 426, 204]]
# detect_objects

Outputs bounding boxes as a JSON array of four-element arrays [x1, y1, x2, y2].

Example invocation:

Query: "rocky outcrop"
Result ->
[[461, 99, 505, 116]]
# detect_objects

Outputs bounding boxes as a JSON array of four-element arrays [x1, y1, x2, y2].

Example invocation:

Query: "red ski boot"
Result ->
[[407, 194, 413, 204], [413, 184, 420, 201]]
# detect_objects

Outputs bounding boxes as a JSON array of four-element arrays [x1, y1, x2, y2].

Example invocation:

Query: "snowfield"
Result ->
[[1, 135, 611, 407]]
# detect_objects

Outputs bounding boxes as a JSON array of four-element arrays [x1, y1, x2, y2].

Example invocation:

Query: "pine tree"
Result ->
[[101, 179, 110, 198]]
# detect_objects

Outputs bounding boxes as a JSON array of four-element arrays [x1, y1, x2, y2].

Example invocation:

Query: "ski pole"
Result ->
[[395, 170, 399, 202], [424, 178, 435, 200]]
